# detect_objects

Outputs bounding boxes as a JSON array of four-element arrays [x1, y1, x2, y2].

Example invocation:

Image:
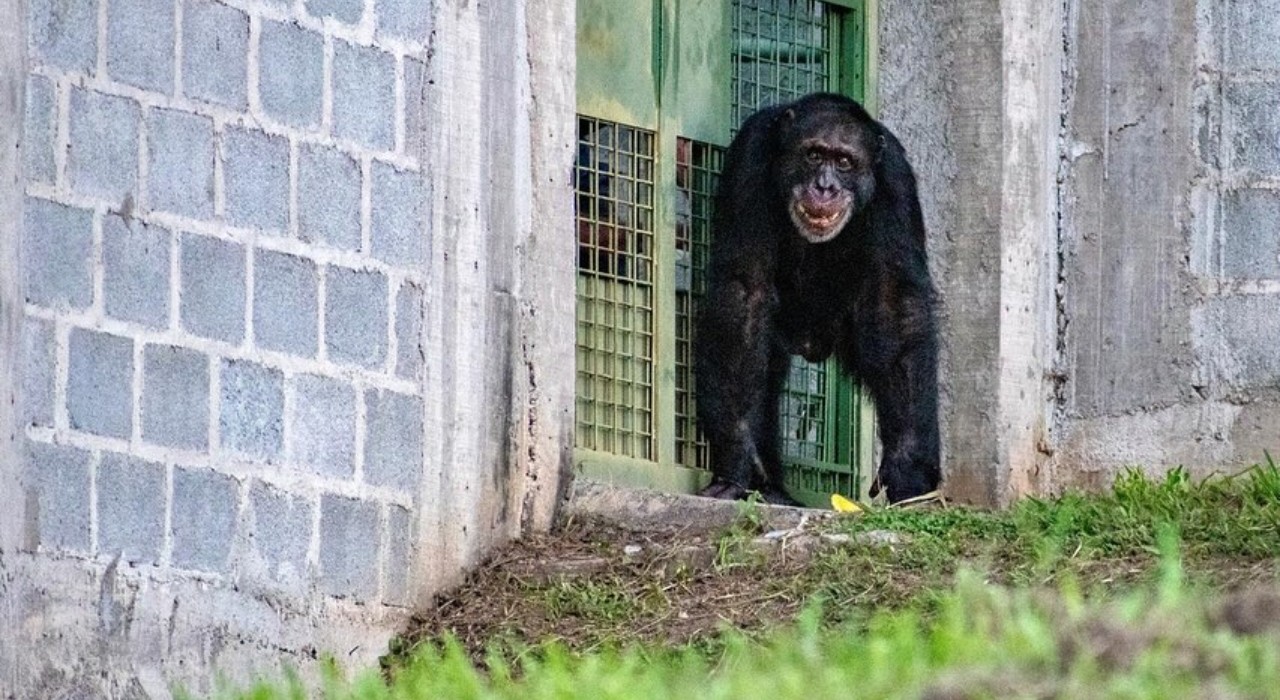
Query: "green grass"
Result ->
[[229, 555, 1280, 699], [219, 461, 1280, 700], [789, 461, 1280, 622]]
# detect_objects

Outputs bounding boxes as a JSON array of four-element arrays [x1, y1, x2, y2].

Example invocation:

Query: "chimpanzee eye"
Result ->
[[805, 149, 823, 165], [835, 156, 854, 171]]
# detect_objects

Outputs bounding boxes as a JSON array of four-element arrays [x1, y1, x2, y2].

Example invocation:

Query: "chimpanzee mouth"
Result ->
[[790, 202, 851, 243]]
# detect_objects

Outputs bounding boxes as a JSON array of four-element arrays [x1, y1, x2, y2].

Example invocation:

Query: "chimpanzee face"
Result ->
[[776, 110, 880, 243]]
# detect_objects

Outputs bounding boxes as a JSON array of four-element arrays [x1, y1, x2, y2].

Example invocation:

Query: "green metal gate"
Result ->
[[575, 0, 876, 506]]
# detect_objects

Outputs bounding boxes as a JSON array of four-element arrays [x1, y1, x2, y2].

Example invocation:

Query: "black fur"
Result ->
[[695, 93, 940, 505]]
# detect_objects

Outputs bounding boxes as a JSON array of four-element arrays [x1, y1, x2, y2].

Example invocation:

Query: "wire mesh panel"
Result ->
[[780, 361, 828, 460], [674, 138, 724, 471], [731, 0, 832, 128], [575, 116, 658, 460]]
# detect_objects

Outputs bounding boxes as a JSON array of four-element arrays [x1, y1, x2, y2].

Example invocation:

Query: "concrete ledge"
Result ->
[[564, 479, 834, 536]]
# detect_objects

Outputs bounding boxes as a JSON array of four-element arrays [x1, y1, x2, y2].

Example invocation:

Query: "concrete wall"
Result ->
[[879, 0, 1280, 502], [0, 0, 575, 696], [1050, 0, 1280, 487]]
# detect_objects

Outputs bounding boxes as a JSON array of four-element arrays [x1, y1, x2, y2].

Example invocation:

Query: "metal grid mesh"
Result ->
[[674, 138, 723, 470], [731, 0, 832, 128], [781, 361, 829, 460], [732, 0, 837, 464], [575, 116, 657, 460]]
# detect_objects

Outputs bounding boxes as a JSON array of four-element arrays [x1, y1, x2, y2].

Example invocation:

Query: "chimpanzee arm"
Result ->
[[859, 149, 941, 502], [694, 106, 789, 497], [695, 267, 778, 495]]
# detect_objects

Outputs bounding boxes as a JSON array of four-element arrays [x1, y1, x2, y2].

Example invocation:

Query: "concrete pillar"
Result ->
[[878, 0, 1062, 505], [416, 0, 576, 599], [0, 0, 26, 553], [0, 0, 26, 692]]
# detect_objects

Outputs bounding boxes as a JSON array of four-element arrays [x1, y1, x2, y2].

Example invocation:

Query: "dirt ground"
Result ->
[[399, 486, 1280, 665], [404, 515, 814, 656]]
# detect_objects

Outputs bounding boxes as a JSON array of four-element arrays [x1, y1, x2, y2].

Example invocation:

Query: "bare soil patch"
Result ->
[[405, 515, 819, 657], [399, 502, 1280, 665]]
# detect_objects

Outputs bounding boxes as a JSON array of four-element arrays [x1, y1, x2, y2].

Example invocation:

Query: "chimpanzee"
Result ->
[[695, 92, 940, 505]]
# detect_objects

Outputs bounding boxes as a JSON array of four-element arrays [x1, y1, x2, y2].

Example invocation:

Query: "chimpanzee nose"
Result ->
[[815, 171, 841, 195], [812, 182, 840, 200]]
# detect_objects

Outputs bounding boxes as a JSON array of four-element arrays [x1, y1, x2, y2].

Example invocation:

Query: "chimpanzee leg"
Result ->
[[695, 278, 778, 499]]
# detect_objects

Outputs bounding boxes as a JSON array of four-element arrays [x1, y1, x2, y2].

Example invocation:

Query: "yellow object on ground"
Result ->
[[830, 493, 864, 513]]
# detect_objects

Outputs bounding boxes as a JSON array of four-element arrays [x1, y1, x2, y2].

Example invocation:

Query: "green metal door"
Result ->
[[575, 0, 875, 506]]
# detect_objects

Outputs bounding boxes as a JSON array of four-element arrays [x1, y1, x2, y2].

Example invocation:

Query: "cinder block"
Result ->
[[1230, 401, 1280, 461], [403, 57, 427, 158], [325, 266, 387, 368], [1201, 295, 1280, 387], [107, 0, 176, 92], [67, 328, 134, 439], [180, 234, 246, 343], [305, 0, 363, 25], [220, 358, 284, 459], [248, 481, 312, 587], [370, 161, 424, 265], [28, 0, 97, 72], [333, 40, 395, 152], [383, 504, 413, 605], [1222, 188, 1280, 279], [142, 344, 210, 450], [291, 374, 356, 478], [97, 453, 166, 564], [183, 0, 249, 109], [1228, 0, 1280, 71], [1227, 80, 1280, 176], [254, 250, 318, 356], [148, 108, 215, 220], [25, 440, 91, 553], [395, 281, 423, 380], [298, 144, 361, 251], [103, 216, 171, 329], [69, 88, 140, 201], [377, 0, 431, 43], [363, 389, 422, 492], [171, 467, 239, 573], [22, 318, 56, 428], [24, 74, 55, 184], [258, 20, 324, 130], [319, 494, 379, 600], [222, 126, 289, 233], [23, 197, 94, 310]]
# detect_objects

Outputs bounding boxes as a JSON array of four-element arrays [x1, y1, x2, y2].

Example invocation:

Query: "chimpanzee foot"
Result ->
[[873, 469, 939, 505], [698, 479, 751, 500], [758, 486, 802, 507]]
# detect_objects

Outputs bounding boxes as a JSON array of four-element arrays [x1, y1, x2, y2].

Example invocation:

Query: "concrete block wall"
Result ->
[[878, 0, 1280, 502], [1048, 0, 1280, 485], [5, 0, 576, 694], [1192, 0, 1280, 391], [20, 0, 430, 607]]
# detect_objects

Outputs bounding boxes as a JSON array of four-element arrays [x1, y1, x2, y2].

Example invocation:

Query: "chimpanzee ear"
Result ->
[[784, 108, 796, 121], [875, 133, 887, 164]]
